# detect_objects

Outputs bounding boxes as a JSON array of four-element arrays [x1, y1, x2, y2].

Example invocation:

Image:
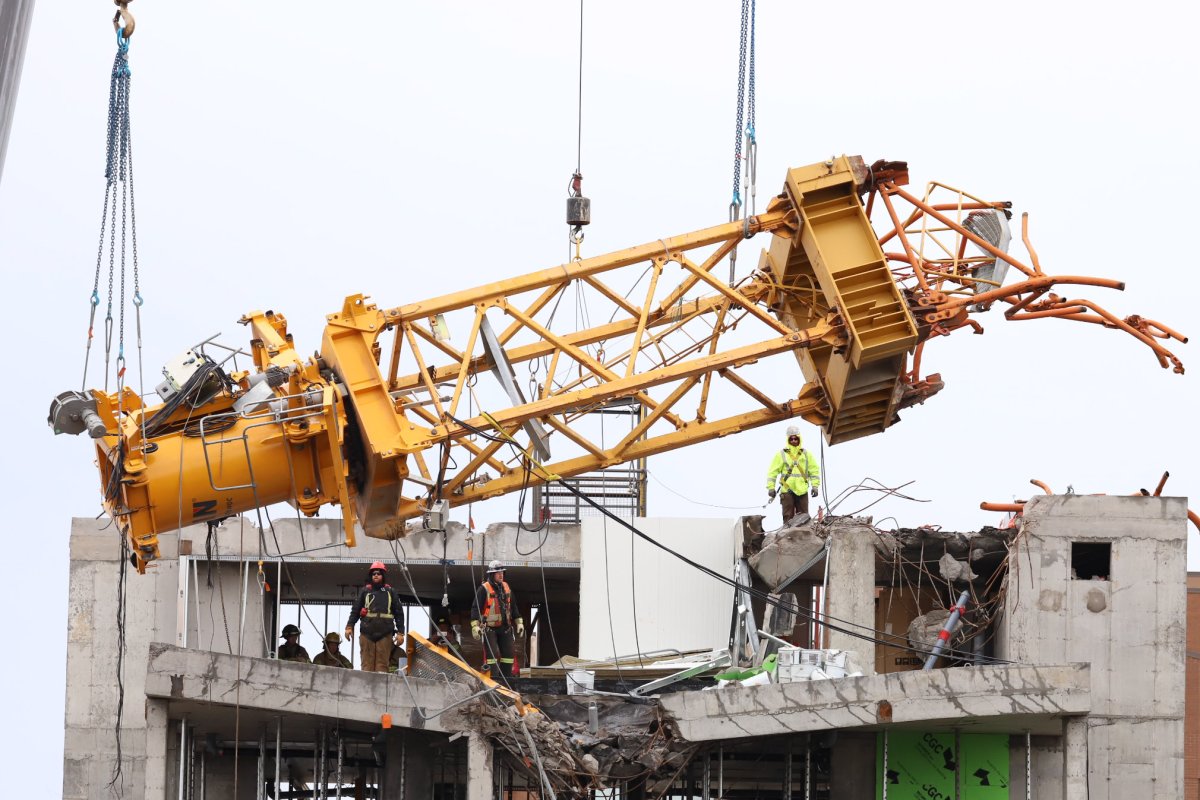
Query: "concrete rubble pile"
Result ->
[[468, 696, 697, 796]]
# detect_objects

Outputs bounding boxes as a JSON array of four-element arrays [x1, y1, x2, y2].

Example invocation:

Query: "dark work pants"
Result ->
[[482, 626, 515, 680], [781, 490, 809, 525]]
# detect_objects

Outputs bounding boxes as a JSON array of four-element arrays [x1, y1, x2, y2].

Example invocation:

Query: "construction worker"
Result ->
[[277, 624, 311, 663], [344, 562, 404, 673], [766, 425, 821, 525], [471, 560, 524, 681], [312, 632, 352, 669]]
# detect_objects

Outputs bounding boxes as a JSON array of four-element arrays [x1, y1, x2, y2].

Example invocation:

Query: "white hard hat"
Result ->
[[487, 559, 505, 574], [786, 425, 801, 437]]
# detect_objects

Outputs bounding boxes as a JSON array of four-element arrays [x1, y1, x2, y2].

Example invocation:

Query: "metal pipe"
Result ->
[[702, 751, 710, 800], [805, 738, 811, 800], [180, 556, 191, 649], [980, 502, 1024, 513], [188, 728, 196, 800], [820, 539, 832, 648], [336, 729, 344, 800], [257, 730, 266, 800], [954, 730, 962, 800], [882, 729, 889, 800], [199, 748, 206, 800], [784, 737, 793, 800], [923, 590, 971, 670], [239, 557, 250, 657], [1026, 730, 1032, 800], [312, 733, 319, 800], [177, 720, 187, 800], [274, 717, 282, 800], [275, 559, 283, 657], [718, 745, 723, 800], [192, 557, 202, 649]]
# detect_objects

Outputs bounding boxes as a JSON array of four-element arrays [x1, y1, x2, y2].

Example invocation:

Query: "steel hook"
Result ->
[[112, 0, 135, 39]]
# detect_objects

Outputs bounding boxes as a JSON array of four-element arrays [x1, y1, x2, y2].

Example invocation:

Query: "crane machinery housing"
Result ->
[[49, 155, 1186, 572]]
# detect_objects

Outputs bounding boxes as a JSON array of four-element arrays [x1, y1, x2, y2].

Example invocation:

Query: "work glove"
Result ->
[[516, 618, 525, 638], [344, 626, 353, 642], [810, 487, 819, 499], [767, 488, 777, 500], [471, 620, 481, 640]]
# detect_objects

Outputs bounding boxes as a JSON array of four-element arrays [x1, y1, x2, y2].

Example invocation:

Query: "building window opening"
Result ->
[[1071, 541, 1111, 580]]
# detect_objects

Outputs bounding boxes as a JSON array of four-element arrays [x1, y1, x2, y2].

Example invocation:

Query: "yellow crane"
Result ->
[[49, 155, 1186, 572]]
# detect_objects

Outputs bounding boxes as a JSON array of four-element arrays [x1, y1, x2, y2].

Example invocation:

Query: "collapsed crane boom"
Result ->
[[51, 156, 1185, 572]]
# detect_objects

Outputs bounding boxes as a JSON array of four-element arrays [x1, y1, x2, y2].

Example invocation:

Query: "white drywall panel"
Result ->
[[578, 516, 738, 660]]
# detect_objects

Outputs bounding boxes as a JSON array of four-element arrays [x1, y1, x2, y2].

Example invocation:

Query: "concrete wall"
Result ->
[[578, 516, 737, 659], [998, 494, 1188, 800], [64, 518, 185, 799], [1186, 573, 1200, 800]]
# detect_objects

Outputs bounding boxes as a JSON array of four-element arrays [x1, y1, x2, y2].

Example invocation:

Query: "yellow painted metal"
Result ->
[[83, 154, 1174, 567], [762, 155, 919, 443]]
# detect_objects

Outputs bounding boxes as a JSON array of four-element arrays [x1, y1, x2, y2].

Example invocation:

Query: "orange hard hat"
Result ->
[[369, 561, 387, 574]]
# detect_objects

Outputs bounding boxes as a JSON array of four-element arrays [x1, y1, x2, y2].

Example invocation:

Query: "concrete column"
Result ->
[[824, 521, 876, 675], [467, 734, 494, 800], [144, 700, 170, 799], [1063, 717, 1089, 800], [830, 732, 876, 797]]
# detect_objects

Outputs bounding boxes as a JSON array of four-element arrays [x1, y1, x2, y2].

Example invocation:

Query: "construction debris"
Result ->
[[469, 696, 697, 797]]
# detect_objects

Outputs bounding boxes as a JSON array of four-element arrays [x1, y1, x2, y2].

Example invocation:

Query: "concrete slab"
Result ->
[[659, 663, 1090, 741], [145, 643, 466, 734]]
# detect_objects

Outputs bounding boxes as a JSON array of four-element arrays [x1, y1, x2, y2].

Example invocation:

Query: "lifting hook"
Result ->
[[113, 0, 135, 39]]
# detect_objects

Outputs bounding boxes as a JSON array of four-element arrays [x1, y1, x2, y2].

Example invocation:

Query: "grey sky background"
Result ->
[[2, 1, 1197, 789]]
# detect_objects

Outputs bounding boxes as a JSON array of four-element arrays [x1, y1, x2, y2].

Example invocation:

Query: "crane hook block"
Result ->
[[567, 171, 590, 228], [567, 195, 591, 228]]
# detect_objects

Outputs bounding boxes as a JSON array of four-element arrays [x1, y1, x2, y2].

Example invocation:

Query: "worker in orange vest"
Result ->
[[345, 562, 404, 673], [470, 560, 524, 680]]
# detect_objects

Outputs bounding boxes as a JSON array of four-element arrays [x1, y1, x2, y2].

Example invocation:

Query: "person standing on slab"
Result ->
[[766, 425, 821, 525], [345, 562, 404, 672]]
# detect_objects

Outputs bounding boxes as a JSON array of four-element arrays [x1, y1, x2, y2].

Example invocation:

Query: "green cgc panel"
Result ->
[[875, 732, 1009, 799]]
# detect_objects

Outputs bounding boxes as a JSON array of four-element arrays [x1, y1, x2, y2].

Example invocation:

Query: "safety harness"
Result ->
[[780, 447, 813, 487], [481, 579, 514, 628]]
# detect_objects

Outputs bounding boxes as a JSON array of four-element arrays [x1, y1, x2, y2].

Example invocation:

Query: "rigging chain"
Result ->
[[728, 0, 757, 284], [84, 12, 144, 429]]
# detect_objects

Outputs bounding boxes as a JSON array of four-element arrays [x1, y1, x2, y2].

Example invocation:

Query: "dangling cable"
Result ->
[[566, 0, 590, 259]]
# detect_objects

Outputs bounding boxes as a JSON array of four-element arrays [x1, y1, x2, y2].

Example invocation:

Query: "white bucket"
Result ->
[[566, 668, 595, 695]]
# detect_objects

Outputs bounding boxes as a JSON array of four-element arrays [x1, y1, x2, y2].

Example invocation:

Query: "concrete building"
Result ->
[[63, 494, 1189, 798]]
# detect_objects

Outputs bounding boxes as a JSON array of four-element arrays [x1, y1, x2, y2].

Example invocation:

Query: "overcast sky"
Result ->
[[2, 0, 1197, 790]]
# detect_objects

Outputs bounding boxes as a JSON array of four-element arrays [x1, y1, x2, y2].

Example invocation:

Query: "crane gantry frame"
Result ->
[[52, 155, 1186, 571]]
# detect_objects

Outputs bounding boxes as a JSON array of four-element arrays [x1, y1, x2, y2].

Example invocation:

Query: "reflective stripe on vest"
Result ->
[[365, 588, 394, 618], [482, 580, 513, 627], [780, 448, 810, 479]]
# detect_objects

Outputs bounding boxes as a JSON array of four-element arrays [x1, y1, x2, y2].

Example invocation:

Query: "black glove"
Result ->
[[810, 486, 819, 498], [767, 489, 777, 500]]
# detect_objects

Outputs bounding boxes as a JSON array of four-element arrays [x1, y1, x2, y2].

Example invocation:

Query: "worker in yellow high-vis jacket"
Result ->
[[766, 426, 821, 525]]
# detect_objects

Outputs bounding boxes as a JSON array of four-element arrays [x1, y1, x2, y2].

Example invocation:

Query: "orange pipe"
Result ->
[[981, 502, 1024, 512], [890, 185, 1039, 279], [1140, 318, 1189, 343], [877, 186, 932, 293], [1020, 212, 1044, 275], [1154, 471, 1170, 497], [1030, 479, 1053, 494], [1189, 510, 1200, 535]]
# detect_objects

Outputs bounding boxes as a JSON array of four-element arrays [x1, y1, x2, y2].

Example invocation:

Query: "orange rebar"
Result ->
[[1020, 212, 1044, 276], [1189, 510, 1200, 535], [1030, 479, 1053, 494], [890, 185, 1039, 280], [980, 502, 1024, 513], [1135, 318, 1188, 344], [877, 186, 933, 293]]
